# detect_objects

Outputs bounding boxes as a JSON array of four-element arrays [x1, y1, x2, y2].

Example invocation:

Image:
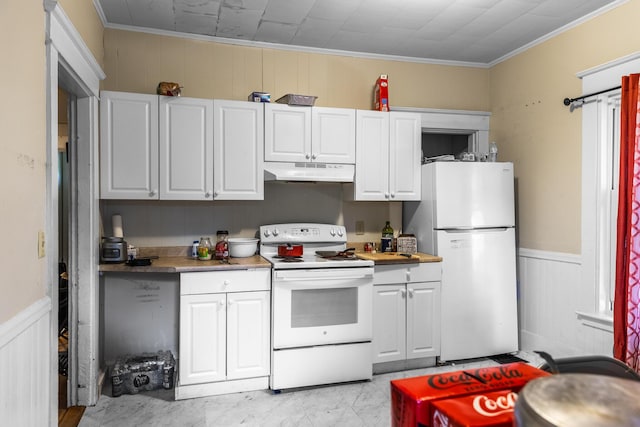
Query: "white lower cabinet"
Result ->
[[176, 269, 270, 399], [372, 263, 441, 372]]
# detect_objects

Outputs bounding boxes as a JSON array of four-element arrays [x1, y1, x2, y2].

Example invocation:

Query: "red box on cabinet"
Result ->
[[390, 363, 549, 427], [374, 74, 389, 111]]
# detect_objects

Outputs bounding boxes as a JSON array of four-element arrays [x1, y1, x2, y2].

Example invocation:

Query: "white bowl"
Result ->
[[228, 238, 259, 258]]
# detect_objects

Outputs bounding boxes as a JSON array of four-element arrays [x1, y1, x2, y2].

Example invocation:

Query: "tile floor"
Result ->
[[79, 352, 544, 427]]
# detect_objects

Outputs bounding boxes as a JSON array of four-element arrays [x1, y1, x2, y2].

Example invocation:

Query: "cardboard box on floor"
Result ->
[[390, 363, 550, 427], [432, 389, 517, 427]]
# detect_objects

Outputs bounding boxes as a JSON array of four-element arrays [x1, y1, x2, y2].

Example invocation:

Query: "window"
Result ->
[[580, 53, 640, 322]]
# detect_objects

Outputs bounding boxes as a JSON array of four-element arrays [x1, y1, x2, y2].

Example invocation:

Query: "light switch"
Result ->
[[38, 231, 45, 258]]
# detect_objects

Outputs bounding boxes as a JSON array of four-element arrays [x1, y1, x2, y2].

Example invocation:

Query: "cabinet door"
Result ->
[[355, 110, 389, 201], [159, 97, 214, 200], [372, 284, 406, 364], [213, 100, 264, 200], [100, 91, 159, 199], [264, 103, 311, 162], [312, 107, 355, 164], [179, 293, 226, 385], [406, 282, 441, 359], [389, 112, 421, 201], [226, 291, 270, 380]]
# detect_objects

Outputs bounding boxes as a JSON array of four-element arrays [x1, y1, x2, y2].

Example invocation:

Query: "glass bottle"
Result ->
[[215, 230, 229, 261], [381, 221, 394, 253], [197, 237, 212, 260]]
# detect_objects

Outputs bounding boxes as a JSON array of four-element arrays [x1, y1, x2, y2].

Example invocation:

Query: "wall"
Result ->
[[0, 0, 47, 324], [490, 0, 640, 356], [102, 184, 400, 248], [490, 0, 640, 253], [102, 28, 490, 111], [58, 0, 105, 69]]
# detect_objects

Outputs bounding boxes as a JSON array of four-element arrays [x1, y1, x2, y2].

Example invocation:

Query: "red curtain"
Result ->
[[614, 74, 640, 370]]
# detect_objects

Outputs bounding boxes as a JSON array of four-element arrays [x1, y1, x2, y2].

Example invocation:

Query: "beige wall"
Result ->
[[490, 0, 640, 253], [0, 1, 47, 323], [58, 0, 105, 69], [102, 29, 490, 111]]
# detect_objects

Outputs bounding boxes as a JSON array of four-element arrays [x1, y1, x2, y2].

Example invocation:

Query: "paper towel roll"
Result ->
[[112, 214, 123, 237]]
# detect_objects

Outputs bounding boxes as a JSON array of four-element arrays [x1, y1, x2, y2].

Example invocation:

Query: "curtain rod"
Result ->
[[563, 85, 622, 106]]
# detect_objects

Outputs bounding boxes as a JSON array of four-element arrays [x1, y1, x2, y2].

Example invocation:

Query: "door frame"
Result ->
[[45, 1, 104, 415]]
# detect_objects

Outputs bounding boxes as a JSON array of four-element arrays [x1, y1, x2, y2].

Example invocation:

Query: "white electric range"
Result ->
[[259, 223, 374, 391]]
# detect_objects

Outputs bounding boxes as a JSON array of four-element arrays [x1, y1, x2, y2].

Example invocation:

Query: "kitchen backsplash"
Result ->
[[100, 182, 400, 248]]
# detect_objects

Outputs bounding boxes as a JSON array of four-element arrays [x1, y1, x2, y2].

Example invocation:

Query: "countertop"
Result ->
[[99, 255, 271, 273], [99, 246, 441, 272], [355, 251, 442, 265]]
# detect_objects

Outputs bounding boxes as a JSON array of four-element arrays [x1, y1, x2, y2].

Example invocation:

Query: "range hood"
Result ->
[[263, 162, 354, 183]]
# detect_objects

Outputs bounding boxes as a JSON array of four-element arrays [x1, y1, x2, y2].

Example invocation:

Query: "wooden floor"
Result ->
[[58, 406, 85, 427], [59, 332, 85, 427]]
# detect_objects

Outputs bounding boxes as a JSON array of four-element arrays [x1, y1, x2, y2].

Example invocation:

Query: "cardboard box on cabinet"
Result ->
[[374, 74, 389, 111]]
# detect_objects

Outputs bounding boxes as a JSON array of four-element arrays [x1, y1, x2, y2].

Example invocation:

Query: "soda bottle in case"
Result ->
[[381, 221, 394, 252]]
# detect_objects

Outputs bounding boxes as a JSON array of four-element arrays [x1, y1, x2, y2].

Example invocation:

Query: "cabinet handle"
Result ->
[[228, 300, 234, 306], [305, 153, 311, 160], [408, 288, 414, 298], [223, 280, 230, 286], [205, 191, 211, 198], [390, 192, 396, 198], [311, 154, 317, 160], [384, 192, 390, 199], [149, 190, 156, 197], [219, 300, 225, 307], [400, 289, 407, 298]]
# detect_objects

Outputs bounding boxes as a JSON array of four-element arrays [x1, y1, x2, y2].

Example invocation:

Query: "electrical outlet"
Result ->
[[38, 231, 45, 258], [355, 220, 365, 235]]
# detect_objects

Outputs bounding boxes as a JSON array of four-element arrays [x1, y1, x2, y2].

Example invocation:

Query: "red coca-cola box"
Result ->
[[390, 363, 549, 427], [432, 389, 518, 427]]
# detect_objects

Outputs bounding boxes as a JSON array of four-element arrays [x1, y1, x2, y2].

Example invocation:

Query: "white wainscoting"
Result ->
[[518, 249, 613, 358], [0, 298, 51, 426]]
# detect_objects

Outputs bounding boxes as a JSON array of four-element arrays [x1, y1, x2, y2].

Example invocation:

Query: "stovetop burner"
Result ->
[[273, 255, 304, 263]]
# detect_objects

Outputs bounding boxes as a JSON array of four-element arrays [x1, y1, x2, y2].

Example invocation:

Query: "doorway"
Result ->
[[46, 3, 105, 414]]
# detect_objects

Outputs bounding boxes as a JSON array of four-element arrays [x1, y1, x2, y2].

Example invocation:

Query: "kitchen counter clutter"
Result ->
[[100, 254, 270, 273], [355, 251, 441, 264]]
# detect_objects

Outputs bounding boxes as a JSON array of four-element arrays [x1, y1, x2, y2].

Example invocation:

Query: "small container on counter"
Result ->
[[191, 241, 199, 258], [197, 237, 213, 260], [215, 230, 229, 262]]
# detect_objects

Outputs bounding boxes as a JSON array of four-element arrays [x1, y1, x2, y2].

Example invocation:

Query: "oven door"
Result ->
[[272, 267, 374, 349]]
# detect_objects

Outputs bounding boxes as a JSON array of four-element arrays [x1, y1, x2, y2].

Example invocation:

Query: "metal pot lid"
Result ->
[[515, 373, 640, 427]]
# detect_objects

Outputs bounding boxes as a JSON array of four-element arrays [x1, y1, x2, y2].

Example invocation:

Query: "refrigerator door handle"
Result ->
[[440, 227, 511, 233]]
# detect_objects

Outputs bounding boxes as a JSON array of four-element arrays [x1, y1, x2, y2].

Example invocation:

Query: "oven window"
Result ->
[[291, 288, 357, 327]]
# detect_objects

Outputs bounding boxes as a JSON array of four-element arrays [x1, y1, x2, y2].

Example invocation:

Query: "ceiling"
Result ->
[[95, 0, 621, 65]]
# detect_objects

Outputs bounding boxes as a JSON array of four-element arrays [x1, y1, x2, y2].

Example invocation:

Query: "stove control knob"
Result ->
[[272, 228, 279, 236], [337, 229, 344, 237], [330, 228, 336, 236], [263, 229, 271, 237]]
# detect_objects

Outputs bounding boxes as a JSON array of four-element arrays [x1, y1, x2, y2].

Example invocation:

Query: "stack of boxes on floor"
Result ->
[[390, 363, 550, 427]]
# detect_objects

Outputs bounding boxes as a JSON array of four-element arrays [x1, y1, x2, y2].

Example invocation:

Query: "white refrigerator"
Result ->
[[403, 161, 518, 361]]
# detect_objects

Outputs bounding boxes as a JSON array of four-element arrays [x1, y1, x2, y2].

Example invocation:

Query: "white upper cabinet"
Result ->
[[311, 107, 356, 163], [159, 96, 214, 200], [264, 103, 311, 162], [389, 112, 422, 200], [213, 100, 264, 200], [265, 104, 356, 164], [100, 91, 159, 199], [353, 110, 421, 201]]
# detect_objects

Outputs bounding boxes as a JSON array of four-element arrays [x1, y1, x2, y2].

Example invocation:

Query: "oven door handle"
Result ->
[[277, 274, 373, 282]]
